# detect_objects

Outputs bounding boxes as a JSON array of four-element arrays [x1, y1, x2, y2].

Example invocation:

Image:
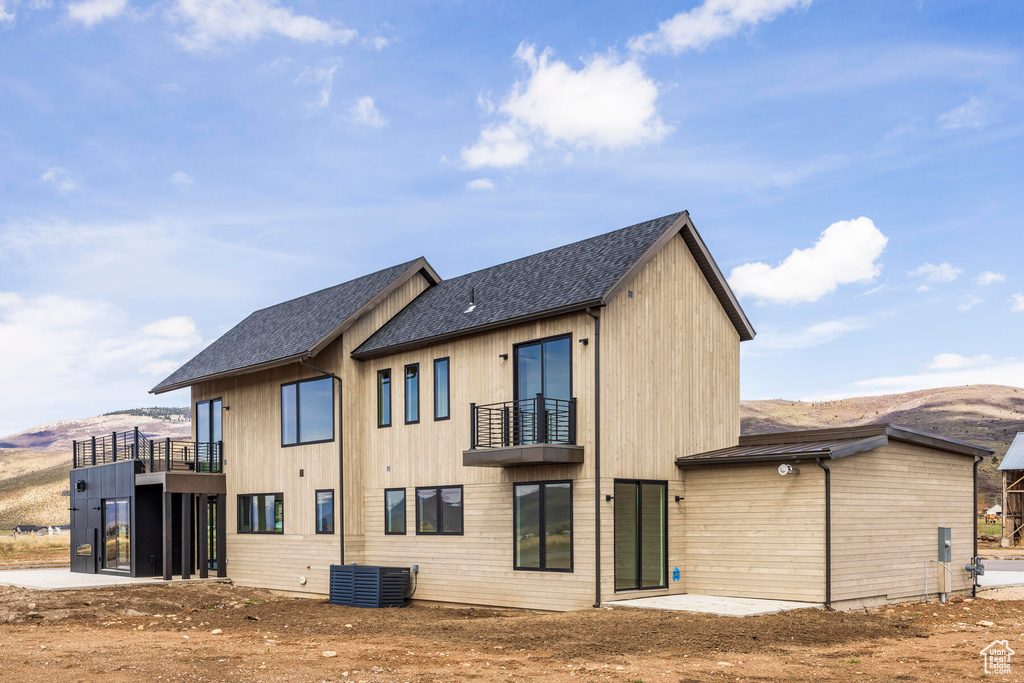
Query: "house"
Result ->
[[13, 524, 42, 536], [68, 211, 991, 610], [1000, 432, 1024, 546]]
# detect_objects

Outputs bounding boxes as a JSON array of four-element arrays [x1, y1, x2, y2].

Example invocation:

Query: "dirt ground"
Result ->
[[0, 582, 1022, 682], [0, 535, 70, 569]]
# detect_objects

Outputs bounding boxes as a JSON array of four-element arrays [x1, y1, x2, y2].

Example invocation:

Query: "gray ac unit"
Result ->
[[329, 564, 410, 608]]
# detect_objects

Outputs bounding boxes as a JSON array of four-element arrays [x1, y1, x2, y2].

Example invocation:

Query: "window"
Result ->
[[404, 363, 420, 424], [377, 369, 391, 427], [281, 377, 334, 446], [103, 498, 130, 571], [384, 488, 406, 535], [613, 480, 667, 591], [415, 486, 463, 535], [195, 398, 223, 472], [315, 490, 334, 534], [514, 481, 573, 572], [433, 357, 450, 421], [237, 493, 284, 534]]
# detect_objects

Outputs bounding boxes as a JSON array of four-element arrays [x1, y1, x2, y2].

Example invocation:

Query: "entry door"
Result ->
[[206, 497, 218, 571], [103, 498, 131, 572], [195, 398, 222, 472], [613, 480, 667, 591], [514, 335, 571, 443]]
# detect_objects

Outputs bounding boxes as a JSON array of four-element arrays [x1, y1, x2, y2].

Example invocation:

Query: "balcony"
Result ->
[[73, 428, 223, 474], [463, 395, 583, 468]]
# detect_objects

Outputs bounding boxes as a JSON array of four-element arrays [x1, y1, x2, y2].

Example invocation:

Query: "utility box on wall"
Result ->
[[938, 527, 952, 562]]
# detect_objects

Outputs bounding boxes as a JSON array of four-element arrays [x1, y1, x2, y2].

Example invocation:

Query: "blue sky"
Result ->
[[1, 0, 1022, 435]]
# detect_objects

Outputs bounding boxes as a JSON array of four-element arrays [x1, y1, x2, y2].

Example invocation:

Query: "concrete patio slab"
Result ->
[[604, 593, 822, 617], [978, 570, 1024, 589], [0, 568, 229, 591]]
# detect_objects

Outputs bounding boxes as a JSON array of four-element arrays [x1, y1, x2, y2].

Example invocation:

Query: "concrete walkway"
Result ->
[[0, 568, 228, 591], [605, 593, 822, 617]]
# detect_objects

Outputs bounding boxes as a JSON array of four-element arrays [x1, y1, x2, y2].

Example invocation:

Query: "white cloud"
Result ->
[[743, 317, 868, 355], [1012, 293, 1024, 312], [297, 65, 338, 109], [956, 296, 983, 311], [66, 0, 127, 27], [40, 167, 78, 194], [1, 1, 15, 23], [370, 35, 388, 50], [628, 0, 812, 55], [937, 96, 988, 130], [977, 271, 1005, 286], [909, 261, 962, 283], [466, 178, 495, 191], [349, 96, 385, 128], [728, 217, 888, 304], [916, 284, 930, 293], [0, 292, 202, 433], [169, 0, 356, 52], [926, 353, 991, 371], [461, 43, 669, 168], [461, 124, 531, 169], [848, 356, 1024, 396], [170, 171, 194, 186]]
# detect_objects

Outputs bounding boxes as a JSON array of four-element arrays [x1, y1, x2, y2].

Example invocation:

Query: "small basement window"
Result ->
[[316, 490, 334, 534], [385, 488, 406, 535], [416, 486, 463, 535]]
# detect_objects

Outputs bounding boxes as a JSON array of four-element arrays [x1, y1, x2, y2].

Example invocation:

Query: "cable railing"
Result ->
[[469, 394, 577, 449], [73, 428, 223, 473]]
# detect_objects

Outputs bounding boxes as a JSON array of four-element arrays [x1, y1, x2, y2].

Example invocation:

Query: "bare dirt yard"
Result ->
[[0, 582, 1022, 682]]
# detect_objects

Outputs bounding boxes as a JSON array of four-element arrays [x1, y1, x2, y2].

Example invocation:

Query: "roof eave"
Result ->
[[351, 297, 606, 360], [149, 351, 311, 395], [674, 434, 889, 469]]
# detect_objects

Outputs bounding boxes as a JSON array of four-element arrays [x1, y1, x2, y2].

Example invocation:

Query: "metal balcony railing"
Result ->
[[72, 428, 223, 473], [469, 394, 577, 449]]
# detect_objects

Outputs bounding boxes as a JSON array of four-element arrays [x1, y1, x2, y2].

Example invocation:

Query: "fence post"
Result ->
[[469, 403, 477, 450], [503, 404, 510, 448], [72, 440, 77, 468], [218, 440, 223, 473], [134, 427, 140, 460], [111, 432, 118, 462], [165, 438, 171, 472], [149, 441, 154, 472], [91, 436, 96, 466], [536, 393, 547, 444], [569, 397, 577, 445]]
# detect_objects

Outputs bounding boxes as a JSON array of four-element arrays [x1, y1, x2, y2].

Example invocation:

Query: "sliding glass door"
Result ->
[[103, 498, 130, 572], [514, 335, 571, 444], [613, 480, 667, 591]]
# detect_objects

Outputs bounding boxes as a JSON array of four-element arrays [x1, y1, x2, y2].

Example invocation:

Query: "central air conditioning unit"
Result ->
[[329, 564, 410, 608]]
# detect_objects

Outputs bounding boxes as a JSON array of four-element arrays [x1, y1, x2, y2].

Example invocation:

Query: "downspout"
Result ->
[[816, 458, 832, 610], [974, 455, 982, 598], [300, 358, 345, 565], [586, 307, 601, 608]]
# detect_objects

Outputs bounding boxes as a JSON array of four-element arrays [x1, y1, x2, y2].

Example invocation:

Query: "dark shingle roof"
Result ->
[[152, 259, 433, 393], [353, 211, 753, 358]]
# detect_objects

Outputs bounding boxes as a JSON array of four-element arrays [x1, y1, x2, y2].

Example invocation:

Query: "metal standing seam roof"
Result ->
[[352, 211, 755, 359], [151, 258, 439, 394], [1000, 432, 1024, 470]]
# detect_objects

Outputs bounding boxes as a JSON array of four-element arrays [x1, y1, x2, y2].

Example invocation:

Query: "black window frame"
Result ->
[[513, 480, 574, 573], [415, 485, 464, 536], [377, 369, 392, 428], [315, 489, 335, 535], [237, 493, 285, 535], [612, 478, 669, 592], [384, 488, 407, 535], [280, 376, 335, 448], [512, 332, 573, 402], [433, 357, 450, 421], [195, 397, 222, 443], [404, 363, 420, 425]]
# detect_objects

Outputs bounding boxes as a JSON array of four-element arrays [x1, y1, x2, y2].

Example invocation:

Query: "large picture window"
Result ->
[[378, 369, 391, 428], [385, 488, 406, 535], [514, 481, 573, 572], [281, 377, 334, 446], [404, 363, 420, 424], [415, 486, 463, 535], [237, 493, 284, 534], [315, 490, 334, 534], [433, 357, 450, 421]]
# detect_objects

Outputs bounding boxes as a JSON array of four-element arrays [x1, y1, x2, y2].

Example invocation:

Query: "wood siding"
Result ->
[[683, 464, 827, 603], [830, 443, 975, 603]]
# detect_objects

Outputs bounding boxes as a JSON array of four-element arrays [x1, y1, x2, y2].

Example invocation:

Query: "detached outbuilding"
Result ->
[[677, 424, 991, 609], [1000, 432, 1024, 547]]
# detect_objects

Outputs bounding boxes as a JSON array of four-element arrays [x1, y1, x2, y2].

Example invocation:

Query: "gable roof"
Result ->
[[999, 432, 1024, 470], [151, 258, 440, 394], [352, 211, 755, 359], [676, 423, 993, 468]]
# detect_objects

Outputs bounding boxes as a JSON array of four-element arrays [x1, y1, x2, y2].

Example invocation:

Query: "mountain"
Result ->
[[0, 410, 191, 529], [2, 387, 1021, 528], [741, 384, 1024, 507]]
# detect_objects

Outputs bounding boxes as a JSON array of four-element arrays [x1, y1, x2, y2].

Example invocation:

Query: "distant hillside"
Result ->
[[0, 410, 190, 529], [741, 384, 1024, 508]]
